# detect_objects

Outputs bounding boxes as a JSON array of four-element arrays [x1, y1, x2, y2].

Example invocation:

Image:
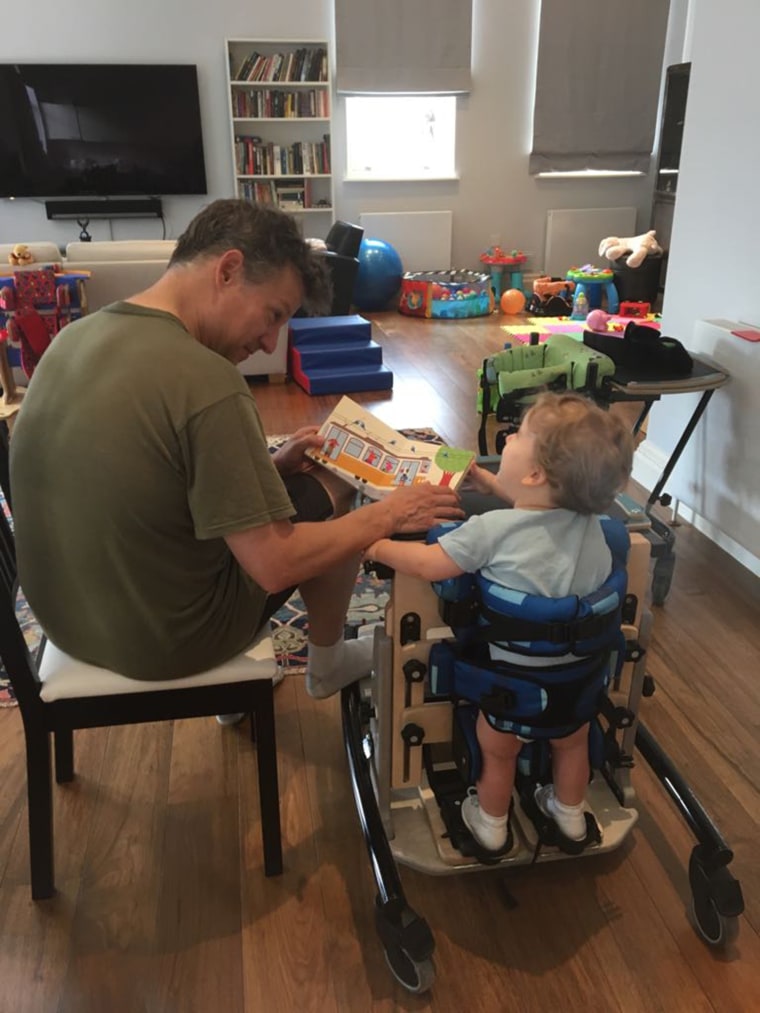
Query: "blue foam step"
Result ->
[[292, 340, 384, 369], [289, 314, 371, 346], [295, 364, 394, 395]]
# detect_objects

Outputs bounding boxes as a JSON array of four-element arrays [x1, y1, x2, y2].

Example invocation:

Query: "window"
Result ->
[[345, 95, 456, 181], [530, 0, 670, 175]]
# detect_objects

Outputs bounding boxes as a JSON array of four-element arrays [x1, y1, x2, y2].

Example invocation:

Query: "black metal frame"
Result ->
[[341, 605, 744, 972]]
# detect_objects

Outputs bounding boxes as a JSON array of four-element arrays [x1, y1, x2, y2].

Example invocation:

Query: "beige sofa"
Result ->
[[0, 240, 287, 379]]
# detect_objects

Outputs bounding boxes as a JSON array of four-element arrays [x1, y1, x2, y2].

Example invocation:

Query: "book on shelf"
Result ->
[[306, 397, 475, 500]]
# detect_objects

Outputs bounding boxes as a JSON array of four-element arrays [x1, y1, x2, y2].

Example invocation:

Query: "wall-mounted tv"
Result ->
[[0, 63, 208, 199]]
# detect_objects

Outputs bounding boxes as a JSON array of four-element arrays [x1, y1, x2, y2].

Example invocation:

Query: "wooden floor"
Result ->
[[1, 311, 758, 1012]]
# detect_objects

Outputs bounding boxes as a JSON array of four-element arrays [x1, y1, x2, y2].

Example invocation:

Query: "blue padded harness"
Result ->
[[426, 517, 629, 740]]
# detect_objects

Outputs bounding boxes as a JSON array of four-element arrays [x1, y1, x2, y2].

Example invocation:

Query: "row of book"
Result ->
[[232, 47, 328, 84], [234, 136, 331, 177], [237, 178, 331, 211], [231, 88, 329, 120]]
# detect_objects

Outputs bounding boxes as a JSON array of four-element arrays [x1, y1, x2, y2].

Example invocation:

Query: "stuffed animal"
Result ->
[[598, 230, 663, 269], [8, 243, 35, 266]]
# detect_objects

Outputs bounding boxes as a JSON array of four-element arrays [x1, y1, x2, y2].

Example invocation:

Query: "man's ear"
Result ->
[[216, 248, 245, 286]]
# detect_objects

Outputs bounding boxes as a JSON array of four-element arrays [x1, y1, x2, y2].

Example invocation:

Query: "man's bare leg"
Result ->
[[299, 467, 376, 697]]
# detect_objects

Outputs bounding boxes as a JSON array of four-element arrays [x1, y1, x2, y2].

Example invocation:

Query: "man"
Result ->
[[10, 200, 462, 699]]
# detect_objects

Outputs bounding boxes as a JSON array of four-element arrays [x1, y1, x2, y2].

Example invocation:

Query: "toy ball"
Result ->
[[500, 288, 526, 315], [586, 309, 610, 332], [353, 238, 404, 311]]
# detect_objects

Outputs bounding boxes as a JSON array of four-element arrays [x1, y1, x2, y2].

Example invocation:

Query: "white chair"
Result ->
[[0, 506, 282, 899]]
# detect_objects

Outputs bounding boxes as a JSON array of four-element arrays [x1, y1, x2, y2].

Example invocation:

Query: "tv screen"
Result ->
[[0, 63, 208, 198]]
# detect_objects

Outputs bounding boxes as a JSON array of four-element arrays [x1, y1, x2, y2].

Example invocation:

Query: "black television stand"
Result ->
[[45, 197, 163, 221]]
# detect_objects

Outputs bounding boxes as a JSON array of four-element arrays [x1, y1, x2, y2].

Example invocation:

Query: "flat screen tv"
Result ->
[[0, 63, 208, 198]]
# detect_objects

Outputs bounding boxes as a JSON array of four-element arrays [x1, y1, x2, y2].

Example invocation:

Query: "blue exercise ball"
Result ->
[[353, 238, 404, 311]]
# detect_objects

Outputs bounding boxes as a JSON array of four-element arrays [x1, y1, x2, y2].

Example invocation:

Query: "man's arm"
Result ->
[[225, 483, 463, 593]]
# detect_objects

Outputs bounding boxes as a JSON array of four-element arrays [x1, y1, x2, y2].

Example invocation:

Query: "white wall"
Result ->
[[1, 0, 661, 267], [637, 0, 760, 574]]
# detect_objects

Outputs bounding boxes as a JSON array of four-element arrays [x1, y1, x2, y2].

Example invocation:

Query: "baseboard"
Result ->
[[631, 440, 667, 493], [632, 442, 760, 578]]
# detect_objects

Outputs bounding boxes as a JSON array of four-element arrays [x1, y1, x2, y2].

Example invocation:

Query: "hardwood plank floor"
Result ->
[[0, 311, 757, 1011]]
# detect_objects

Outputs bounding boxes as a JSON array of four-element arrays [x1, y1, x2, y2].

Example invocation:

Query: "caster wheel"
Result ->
[[690, 892, 739, 948], [384, 945, 435, 993]]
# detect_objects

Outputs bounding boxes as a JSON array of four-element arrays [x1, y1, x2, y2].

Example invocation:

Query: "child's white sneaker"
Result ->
[[461, 789, 509, 852], [534, 784, 587, 841]]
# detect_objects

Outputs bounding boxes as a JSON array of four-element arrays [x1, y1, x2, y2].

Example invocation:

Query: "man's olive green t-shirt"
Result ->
[[10, 302, 295, 679]]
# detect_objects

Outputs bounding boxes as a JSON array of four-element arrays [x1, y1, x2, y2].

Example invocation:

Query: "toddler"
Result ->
[[365, 392, 634, 852]]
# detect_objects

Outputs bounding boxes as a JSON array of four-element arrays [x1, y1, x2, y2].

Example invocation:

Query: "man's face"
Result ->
[[205, 261, 304, 364]]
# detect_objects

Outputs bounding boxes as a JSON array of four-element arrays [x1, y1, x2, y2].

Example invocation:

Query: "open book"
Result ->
[[307, 396, 475, 500]]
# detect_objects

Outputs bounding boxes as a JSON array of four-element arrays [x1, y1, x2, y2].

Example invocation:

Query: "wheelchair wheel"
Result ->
[[688, 846, 742, 948], [690, 892, 739, 948], [383, 945, 435, 993]]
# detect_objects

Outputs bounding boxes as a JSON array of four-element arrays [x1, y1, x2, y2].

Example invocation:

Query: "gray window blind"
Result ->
[[530, 0, 670, 174], [335, 0, 472, 94]]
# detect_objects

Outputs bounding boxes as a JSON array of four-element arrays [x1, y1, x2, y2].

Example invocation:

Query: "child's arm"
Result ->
[[365, 538, 465, 581]]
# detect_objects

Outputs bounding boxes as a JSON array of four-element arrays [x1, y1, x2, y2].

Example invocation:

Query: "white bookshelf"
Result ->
[[226, 39, 334, 238]]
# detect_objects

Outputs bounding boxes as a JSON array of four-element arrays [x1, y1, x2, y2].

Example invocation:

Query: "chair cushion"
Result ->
[[38, 629, 278, 702]]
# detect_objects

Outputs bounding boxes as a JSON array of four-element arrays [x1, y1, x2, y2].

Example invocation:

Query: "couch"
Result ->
[[0, 240, 287, 380]]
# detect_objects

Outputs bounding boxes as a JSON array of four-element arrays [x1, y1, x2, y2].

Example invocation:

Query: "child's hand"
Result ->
[[463, 462, 497, 495], [362, 539, 384, 562]]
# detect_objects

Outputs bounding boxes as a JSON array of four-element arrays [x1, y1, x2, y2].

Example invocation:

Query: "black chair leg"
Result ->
[[54, 728, 74, 783], [254, 684, 282, 877], [25, 726, 55, 899]]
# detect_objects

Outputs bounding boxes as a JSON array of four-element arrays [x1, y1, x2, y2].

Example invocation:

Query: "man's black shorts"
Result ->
[[256, 471, 335, 628]]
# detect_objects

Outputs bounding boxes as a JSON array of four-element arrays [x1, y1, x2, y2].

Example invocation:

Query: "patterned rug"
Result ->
[[270, 569, 389, 674]]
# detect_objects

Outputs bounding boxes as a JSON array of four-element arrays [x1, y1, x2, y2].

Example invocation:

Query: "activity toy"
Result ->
[[399, 270, 493, 319], [479, 246, 527, 299]]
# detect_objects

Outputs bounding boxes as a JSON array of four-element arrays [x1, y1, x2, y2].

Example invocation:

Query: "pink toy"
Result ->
[[586, 309, 610, 333]]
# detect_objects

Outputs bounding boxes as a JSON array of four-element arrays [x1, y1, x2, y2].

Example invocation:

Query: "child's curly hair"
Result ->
[[524, 392, 634, 514]]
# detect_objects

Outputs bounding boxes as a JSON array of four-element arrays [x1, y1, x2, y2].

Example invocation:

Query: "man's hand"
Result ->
[[271, 426, 323, 476], [384, 482, 464, 534]]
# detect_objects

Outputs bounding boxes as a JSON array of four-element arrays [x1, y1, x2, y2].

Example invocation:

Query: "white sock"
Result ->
[[305, 635, 373, 699], [549, 794, 587, 841]]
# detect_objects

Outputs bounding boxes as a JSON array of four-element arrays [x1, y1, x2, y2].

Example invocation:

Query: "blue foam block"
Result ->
[[296, 364, 394, 396], [289, 314, 371, 346]]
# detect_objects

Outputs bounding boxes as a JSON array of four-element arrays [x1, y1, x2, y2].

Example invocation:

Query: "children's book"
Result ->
[[307, 396, 475, 499]]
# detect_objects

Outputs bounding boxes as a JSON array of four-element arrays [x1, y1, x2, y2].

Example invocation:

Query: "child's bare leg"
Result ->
[[475, 712, 522, 817], [550, 723, 590, 806]]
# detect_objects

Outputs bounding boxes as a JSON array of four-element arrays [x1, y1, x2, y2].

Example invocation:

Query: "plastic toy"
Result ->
[[479, 246, 527, 299], [598, 230, 663, 269], [532, 275, 575, 300], [499, 287, 526, 315], [566, 265, 619, 314], [352, 238, 404, 312], [399, 270, 494, 319], [619, 300, 651, 317], [586, 308, 610, 332]]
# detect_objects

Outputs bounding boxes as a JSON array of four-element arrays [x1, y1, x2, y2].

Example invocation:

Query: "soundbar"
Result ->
[[45, 197, 163, 220]]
